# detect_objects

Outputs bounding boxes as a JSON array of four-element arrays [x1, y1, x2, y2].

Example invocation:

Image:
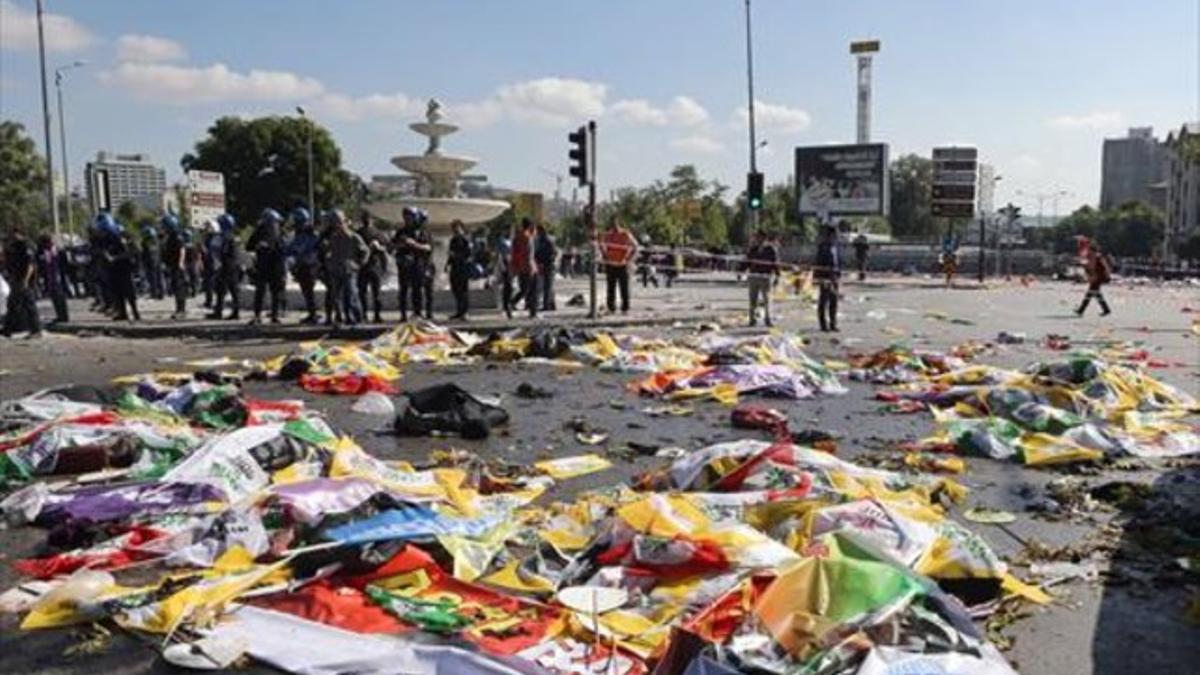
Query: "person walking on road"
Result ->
[[509, 218, 539, 318], [495, 235, 514, 319], [447, 220, 472, 320], [248, 208, 286, 324], [939, 233, 959, 289], [852, 232, 870, 281], [208, 214, 242, 321], [601, 217, 637, 313], [392, 207, 433, 322], [746, 230, 779, 327], [160, 214, 188, 319], [2, 232, 42, 338], [324, 210, 368, 327], [1075, 240, 1113, 317], [356, 213, 388, 323], [285, 208, 321, 324], [814, 224, 841, 332], [535, 222, 557, 312], [36, 234, 69, 324]]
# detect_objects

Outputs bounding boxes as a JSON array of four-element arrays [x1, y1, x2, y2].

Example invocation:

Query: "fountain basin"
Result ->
[[366, 197, 510, 232], [392, 155, 478, 176], [409, 122, 459, 138]]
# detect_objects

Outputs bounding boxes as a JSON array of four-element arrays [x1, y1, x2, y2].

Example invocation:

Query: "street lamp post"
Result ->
[[55, 61, 87, 235], [743, 0, 758, 234], [297, 107, 315, 215], [35, 0, 59, 236]]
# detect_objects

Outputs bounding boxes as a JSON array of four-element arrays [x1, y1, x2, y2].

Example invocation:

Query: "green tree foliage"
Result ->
[[598, 164, 735, 248], [0, 120, 49, 233], [888, 154, 936, 238], [1045, 201, 1165, 257], [181, 116, 361, 226]]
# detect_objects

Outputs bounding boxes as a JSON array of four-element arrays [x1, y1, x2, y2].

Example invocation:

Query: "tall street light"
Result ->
[[55, 60, 87, 235], [743, 0, 759, 233], [35, 0, 59, 236], [296, 106, 315, 215]]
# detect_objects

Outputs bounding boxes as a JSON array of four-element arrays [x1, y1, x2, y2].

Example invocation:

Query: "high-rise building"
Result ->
[[1164, 123, 1200, 256], [1099, 127, 1166, 210], [85, 151, 167, 214]]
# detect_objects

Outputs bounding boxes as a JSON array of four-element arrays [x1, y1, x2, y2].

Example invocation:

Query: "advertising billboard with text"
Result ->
[[795, 143, 889, 217]]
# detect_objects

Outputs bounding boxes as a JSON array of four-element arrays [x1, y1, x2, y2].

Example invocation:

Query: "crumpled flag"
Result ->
[[269, 477, 384, 525], [300, 373, 398, 395], [364, 555, 561, 655], [116, 546, 290, 634], [438, 519, 521, 582], [324, 504, 502, 545], [162, 424, 280, 502], [366, 322, 473, 365], [15, 525, 171, 579], [535, 454, 612, 479], [328, 440, 475, 515], [752, 533, 925, 659]]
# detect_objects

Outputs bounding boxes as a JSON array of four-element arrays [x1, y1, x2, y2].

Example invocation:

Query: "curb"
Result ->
[[46, 311, 735, 342]]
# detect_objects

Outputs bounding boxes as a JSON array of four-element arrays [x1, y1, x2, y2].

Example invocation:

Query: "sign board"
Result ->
[[90, 168, 111, 213], [931, 146, 977, 218], [187, 170, 226, 227], [850, 40, 881, 54], [795, 143, 889, 217]]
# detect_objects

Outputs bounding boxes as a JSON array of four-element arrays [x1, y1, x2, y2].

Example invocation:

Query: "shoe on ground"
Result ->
[[1100, 309, 1111, 317]]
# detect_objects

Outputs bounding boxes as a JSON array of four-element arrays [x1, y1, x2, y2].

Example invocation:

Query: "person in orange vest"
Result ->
[[601, 216, 637, 313]]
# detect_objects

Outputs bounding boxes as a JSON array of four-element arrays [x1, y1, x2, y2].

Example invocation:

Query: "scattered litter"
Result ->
[[350, 391, 395, 416], [964, 507, 1018, 524], [575, 431, 609, 446], [997, 331, 1026, 344], [534, 454, 612, 479]]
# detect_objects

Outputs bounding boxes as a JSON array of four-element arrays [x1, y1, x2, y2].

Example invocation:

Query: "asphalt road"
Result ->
[[0, 276, 1196, 674]]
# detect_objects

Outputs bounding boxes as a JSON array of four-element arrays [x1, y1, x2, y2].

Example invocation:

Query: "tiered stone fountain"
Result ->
[[366, 98, 510, 236]]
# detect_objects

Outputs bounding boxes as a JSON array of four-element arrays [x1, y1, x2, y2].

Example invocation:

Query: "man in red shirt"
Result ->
[[509, 218, 539, 318], [601, 217, 637, 313]]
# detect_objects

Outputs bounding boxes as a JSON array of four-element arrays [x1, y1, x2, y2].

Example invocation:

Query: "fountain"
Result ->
[[366, 99, 510, 233]]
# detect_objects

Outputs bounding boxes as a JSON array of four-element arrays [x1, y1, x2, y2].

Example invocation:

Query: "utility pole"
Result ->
[[297, 107, 315, 214], [55, 61, 86, 235], [743, 0, 759, 234], [586, 121, 597, 319], [36, 0, 59, 236]]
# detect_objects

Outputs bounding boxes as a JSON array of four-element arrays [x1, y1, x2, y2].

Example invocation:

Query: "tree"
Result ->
[[1045, 202, 1165, 257], [888, 154, 936, 238], [0, 120, 49, 234], [181, 116, 360, 226]]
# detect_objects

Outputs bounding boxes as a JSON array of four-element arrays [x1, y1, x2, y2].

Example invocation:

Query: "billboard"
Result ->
[[931, 146, 978, 218], [187, 170, 226, 227], [795, 143, 889, 217]]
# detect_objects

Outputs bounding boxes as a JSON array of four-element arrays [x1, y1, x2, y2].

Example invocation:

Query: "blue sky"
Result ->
[[2, 0, 1196, 215]]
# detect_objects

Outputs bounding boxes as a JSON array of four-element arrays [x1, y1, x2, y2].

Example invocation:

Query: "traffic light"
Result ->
[[747, 171, 764, 210], [568, 125, 590, 186]]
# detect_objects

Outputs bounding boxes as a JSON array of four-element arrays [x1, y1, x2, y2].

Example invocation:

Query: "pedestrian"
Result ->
[[1075, 240, 1113, 317], [284, 207, 321, 324], [510, 218, 539, 318], [207, 214, 242, 321], [356, 213, 388, 323], [184, 235, 201, 298], [2, 231, 42, 338], [447, 220, 472, 320], [159, 214, 188, 319], [141, 225, 164, 300], [852, 232, 869, 281], [495, 234, 514, 319], [248, 208, 286, 324], [666, 244, 683, 287], [746, 230, 779, 327], [535, 222, 557, 312], [638, 242, 659, 288], [324, 210, 368, 327], [601, 216, 637, 313], [940, 233, 959, 288], [36, 234, 69, 324], [200, 220, 217, 309], [814, 224, 841, 332], [104, 221, 141, 322], [392, 207, 432, 322]]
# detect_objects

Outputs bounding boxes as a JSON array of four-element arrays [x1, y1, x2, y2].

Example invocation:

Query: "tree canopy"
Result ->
[[0, 120, 49, 234], [1034, 201, 1165, 257], [181, 115, 361, 226]]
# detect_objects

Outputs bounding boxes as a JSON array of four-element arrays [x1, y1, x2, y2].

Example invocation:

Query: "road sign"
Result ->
[[187, 170, 225, 227], [850, 39, 880, 54], [931, 146, 978, 218]]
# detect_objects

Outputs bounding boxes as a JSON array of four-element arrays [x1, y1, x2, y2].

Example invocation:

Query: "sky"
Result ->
[[1, 0, 1197, 216]]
